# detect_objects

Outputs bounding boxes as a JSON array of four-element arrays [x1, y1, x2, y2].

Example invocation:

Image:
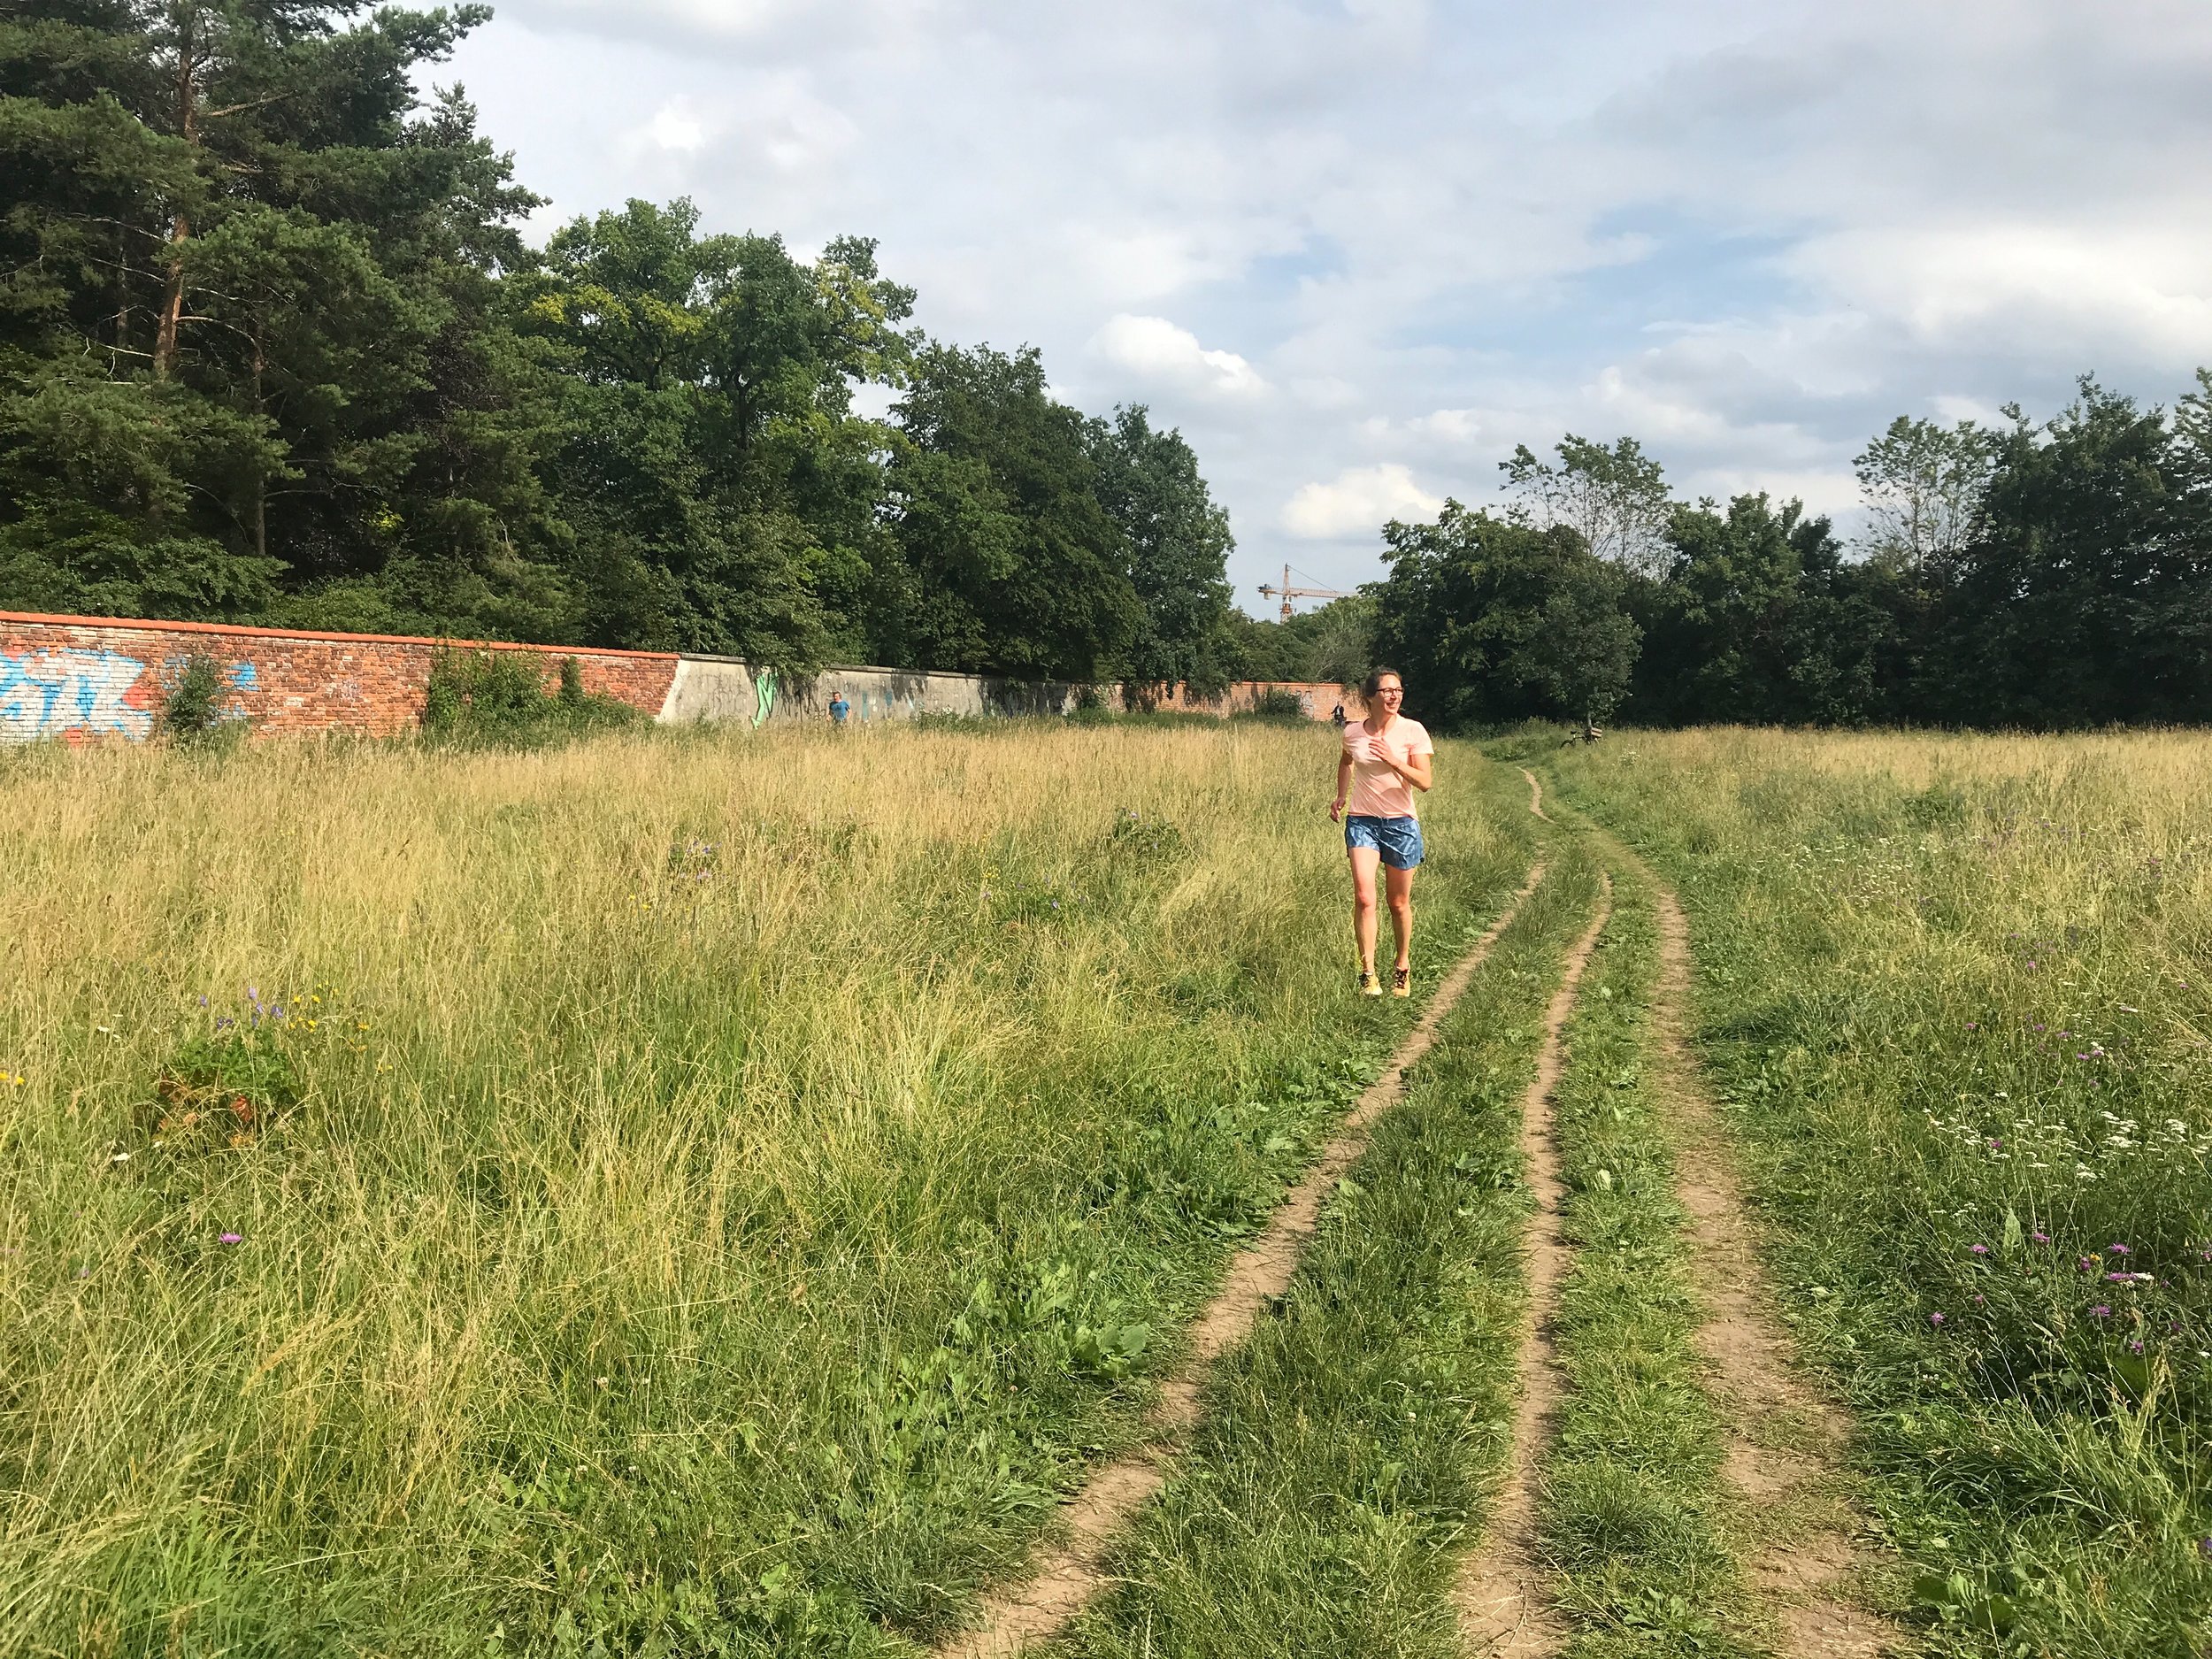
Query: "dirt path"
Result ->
[[936, 862, 1551, 1659], [1520, 768, 1552, 822], [1640, 874, 1903, 1658], [1451, 877, 1613, 1658]]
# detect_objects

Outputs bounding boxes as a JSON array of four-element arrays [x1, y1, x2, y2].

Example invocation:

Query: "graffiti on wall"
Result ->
[[0, 648, 157, 743]]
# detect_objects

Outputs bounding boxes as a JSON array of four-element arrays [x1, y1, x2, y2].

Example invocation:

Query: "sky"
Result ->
[[443, 0, 2212, 615]]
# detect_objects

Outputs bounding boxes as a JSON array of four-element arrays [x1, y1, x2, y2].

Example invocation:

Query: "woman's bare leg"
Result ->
[[1386, 864, 1416, 971], [1348, 845, 1382, 975]]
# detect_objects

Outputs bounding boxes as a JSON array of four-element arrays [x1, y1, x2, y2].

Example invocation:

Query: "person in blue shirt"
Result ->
[[829, 691, 850, 726]]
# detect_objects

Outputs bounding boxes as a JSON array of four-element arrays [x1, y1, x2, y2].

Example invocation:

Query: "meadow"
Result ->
[[1547, 729, 2212, 1655], [0, 721, 1526, 1656], [10, 717, 2212, 1659]]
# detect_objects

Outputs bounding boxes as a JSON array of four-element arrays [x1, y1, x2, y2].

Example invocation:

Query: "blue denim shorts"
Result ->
[[1345, 814, 1425, 870]]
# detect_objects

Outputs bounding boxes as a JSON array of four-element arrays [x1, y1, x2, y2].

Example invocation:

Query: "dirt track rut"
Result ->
[[1642, 872, 1902, 1658], [1462, 764, 1900, 1658], [935, 862, 1549, 1658], [1450, 876, 1612, 1656]]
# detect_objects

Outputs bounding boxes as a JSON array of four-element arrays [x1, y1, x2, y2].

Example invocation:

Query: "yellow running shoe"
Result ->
[[1358, 970, 1382, 997], [1392, 966, 1411, 998]]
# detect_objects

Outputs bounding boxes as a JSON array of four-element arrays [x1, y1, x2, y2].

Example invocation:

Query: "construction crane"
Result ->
[[1256, 563, 1348, 624]]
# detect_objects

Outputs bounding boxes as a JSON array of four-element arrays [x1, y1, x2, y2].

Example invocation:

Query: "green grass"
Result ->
[[1056, 803, 1605, 1658], [1548, 729, 2212, 1657], [0, 724, 1519, 1657], [1534, 862, 1750, 1657]]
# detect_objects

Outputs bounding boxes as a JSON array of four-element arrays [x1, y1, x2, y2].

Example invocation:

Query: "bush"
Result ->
[[420, 649, 645, 748], [1238, 687, 1312, 723], [162, 653, 234, 745]]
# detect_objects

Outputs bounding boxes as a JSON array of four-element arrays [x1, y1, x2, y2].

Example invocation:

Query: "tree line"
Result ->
[[0, 2, 1242, 687], [1363, 380, 2212, 731]]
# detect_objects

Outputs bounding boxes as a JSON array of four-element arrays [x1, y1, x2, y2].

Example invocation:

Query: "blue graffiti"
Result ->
[[0, 649, 155, 743], [227, 662, 259, 689]]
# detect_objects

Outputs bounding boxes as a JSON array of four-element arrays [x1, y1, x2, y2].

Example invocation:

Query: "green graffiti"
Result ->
[[751, 668, 777, 729]]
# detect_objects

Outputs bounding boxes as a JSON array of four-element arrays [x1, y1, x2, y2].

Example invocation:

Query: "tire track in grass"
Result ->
[[936, 861, 1550, 1659], [1587, 819, 1903, 1658], [1521, 770, 1552, 823], [1452, 876, 1615, 1656]]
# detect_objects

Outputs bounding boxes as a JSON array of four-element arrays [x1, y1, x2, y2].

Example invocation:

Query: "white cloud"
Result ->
[[1280, 464, 1444, 540], [1092, 314, 1270, 400], [451, 0, 2212, 602], [647, 101, 707, 152]]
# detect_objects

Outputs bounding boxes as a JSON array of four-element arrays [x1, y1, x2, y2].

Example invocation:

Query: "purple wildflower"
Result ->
[[2079, 1256, 2099, 1272], [2130, 1340, 2145, 1356], [2032, 1232, 2050, 1245], [1930, 1312, 1946, 1327], [1970, 1244, 1990, 1256], [2109, 1243, 2131, 1256], [219, 1233, 242, 1245], [2092, 1305, 2112, 1319]]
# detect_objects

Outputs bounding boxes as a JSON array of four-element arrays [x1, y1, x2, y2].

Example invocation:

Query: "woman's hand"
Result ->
[[1329, 795, 1346, 822]]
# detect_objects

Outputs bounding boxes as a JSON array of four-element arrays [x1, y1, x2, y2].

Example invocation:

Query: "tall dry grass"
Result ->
[[0, 721, 1527, 1655]]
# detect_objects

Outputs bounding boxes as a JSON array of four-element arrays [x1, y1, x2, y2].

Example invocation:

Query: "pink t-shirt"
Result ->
[[1343, 717, 1433, 818]]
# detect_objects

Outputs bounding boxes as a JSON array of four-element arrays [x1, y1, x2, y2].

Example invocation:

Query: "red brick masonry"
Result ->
[[0, 611, 678, 742]]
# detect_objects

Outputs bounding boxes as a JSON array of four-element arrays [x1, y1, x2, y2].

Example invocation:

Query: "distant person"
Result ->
[[1331, 702, 1347, 728], [1329, 668, 1433, 997], [829, 691, 850, 726]]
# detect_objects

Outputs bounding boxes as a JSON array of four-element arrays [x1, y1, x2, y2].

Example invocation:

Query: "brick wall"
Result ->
[[0, 612, 678, 744]]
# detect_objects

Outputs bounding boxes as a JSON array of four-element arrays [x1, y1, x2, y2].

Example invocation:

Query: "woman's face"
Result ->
[[1374, 678, 1404, 710]]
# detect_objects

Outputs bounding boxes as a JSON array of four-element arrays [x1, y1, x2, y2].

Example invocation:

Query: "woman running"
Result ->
[[1329, 668, 1434, 996]]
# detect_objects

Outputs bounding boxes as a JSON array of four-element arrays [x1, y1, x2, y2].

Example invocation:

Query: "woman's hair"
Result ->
[[1361, 667, 1403, 700]]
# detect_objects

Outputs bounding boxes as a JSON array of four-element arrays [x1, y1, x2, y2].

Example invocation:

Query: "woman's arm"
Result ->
[[1331, 750, 1353, 820], [1373, 747, 1433, 793], [1394, 751, 1433, 793]]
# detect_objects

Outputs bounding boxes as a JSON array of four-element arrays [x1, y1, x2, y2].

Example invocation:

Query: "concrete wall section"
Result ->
[[0, 612, 678, 743], [780, 667, 1099, 723]]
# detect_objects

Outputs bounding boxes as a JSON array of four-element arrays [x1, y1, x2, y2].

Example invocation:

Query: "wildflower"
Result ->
[[1970, 1243, 1990, 1256], [1930, 1312, 1946, 1327], [1973, 1294, 1986, 1305], [2079, 1256, 2100, 1272], [219, 1233, 242, 1245], [2109, 1243, 2131, 1256], [2130, 1340, 2145, 1355], [2092, 1305, 2112, 1319], [110, 1151, 129, 1165], [2032, 1231, 2050, 1244]]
